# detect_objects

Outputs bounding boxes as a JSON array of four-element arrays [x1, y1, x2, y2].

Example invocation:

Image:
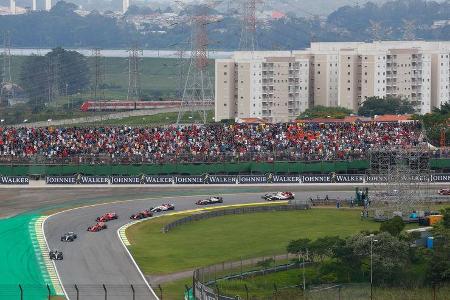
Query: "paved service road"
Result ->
[[44, 190, 353, 300]]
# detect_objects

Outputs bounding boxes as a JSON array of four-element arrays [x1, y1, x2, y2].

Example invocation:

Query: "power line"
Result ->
[[91, 48, 105, 101], [239, 0, 262, 51], [1, 31, 12, 105], [127, 43, 143, 101], [177, 2, 215, 124]]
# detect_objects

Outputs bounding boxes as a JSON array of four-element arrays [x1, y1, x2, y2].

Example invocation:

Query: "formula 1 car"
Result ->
[[60, 232, 77, 242], [96, 212, 118, 222], [438, 188, 450, 196], [150, 204, 175, 213], [196, 196, 224, 205], [262, 192, 295, 201], [87, 222, 107, 232], [130, 210, 153, 220], [49, 250, 63, 260]]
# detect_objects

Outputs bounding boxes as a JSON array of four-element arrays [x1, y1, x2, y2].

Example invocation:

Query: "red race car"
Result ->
[[130, 210, 153, 220], [96, 212, 118, 222], [87, 222, 107, 232]]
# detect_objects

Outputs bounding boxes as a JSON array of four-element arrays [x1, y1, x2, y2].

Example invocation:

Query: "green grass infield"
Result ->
[[126, 208, 387, 275]]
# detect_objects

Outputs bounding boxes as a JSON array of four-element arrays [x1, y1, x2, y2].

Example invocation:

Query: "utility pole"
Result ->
[[127, 43, 142, 101], [1, 31, 12, 105], [403, 19, 416, 40], [1, 31, 12, 83], [176, 49, 186, 100], [369, 234, 378, 300], [239, 0, 262, 52], [369, 20, 382, 42], [46, 56, 54, 103], [91, 48, 104, 101], [177, 3, 215, 124]]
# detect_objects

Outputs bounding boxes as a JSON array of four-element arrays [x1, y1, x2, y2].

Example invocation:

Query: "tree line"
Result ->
[[4, 1, 450, 50], [287, 209, 450, 287]]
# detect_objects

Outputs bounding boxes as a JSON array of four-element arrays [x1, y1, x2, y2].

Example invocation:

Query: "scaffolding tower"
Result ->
[[368, 144, 433, 219]]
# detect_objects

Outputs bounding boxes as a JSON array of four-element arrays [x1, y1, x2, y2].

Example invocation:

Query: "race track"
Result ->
[[44, 190, 354, 300]]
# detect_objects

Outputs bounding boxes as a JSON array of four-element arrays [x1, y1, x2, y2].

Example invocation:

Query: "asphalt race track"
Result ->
[[44, 190, 354, 300]]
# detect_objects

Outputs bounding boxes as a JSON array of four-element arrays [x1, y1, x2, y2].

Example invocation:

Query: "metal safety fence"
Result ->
[[191, 254, 306, 300], [163, 204, 310, 233], [0, 284, 162, 300]]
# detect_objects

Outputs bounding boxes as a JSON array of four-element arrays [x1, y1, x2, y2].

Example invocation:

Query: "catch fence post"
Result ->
[[103, 284, 107, 300], [273, 283, 278, 300], [47, 284, 51, 300], [244, 284, 249, 300], [215, 284, 220, 300], [74, 284, 79, 300], [19, 284, 23, 300], [192, 274, 196, 299], [240, 258, 243, 279], [131, 284, 135, 300], [158, 284, 163, 300], [338, 285, 341, 300]]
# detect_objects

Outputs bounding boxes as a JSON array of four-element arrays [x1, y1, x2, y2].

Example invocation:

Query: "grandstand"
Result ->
[[0, 121, 427, 164]]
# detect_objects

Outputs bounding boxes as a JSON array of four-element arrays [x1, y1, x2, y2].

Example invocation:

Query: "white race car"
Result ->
[[151, 204, 175, 213], [196, 196, 224, 205], [262, 192, 295, 201]]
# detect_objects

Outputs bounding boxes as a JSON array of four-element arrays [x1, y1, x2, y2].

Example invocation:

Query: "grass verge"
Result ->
[[127, 208, 390, 275]]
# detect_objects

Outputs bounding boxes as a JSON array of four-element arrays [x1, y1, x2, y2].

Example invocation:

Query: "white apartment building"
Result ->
[[215, 42, 450, 122], [215, 52, 310, 123]]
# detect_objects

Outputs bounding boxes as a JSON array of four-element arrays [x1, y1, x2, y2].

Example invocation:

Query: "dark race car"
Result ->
[[196, 196, 224, 205], [130, 210, 153, 220], [60, 232, 77, 242], [151, 204, 175, 213], [438, 188, 450, 196], [262, 192, 295, 201], [87, 222, 107, 232], [96, 212, 118, 222], [49, 250, 63, 260]]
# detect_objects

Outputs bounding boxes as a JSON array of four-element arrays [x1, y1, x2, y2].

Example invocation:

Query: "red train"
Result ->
[[80, 100, 182, 112]]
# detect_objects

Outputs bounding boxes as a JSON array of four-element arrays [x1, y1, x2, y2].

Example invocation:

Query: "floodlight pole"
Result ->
[[302, 253, 306, 292], [370, 234, 378, 300]]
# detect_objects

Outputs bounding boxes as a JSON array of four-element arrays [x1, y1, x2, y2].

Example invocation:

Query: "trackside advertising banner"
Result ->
[[0, 173, 446, 185], [0, 176, 29, 185]]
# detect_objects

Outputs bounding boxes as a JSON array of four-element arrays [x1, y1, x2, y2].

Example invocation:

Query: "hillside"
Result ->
[[1, 1, 450, 50]]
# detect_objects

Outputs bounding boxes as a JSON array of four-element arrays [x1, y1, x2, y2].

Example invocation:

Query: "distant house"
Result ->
[[373, 114, 414, 123]]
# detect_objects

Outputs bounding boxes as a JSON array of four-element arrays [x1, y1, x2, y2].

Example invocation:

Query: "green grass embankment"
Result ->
[[127, 208, 384, 275]]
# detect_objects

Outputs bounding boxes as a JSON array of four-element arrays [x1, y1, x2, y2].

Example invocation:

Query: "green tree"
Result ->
[[298, 106, 353, 119], [379, 216, 405, 237], [358, 96, 417, 117], [442, 207, 450, 229], [414, 103, 450, 146], [287, 238, 311, 256], [20, 47, 89, 109], [348, 232, 409, 284], [426, 221, 450, 285], [19, 55, 48, 109], [310, 236, 344, 262], [47, 47, 90, 95]]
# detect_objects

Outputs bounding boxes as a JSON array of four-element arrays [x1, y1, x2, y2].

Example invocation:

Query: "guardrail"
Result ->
[[163, 204, 310, 233], [191, 252, 309, 300]]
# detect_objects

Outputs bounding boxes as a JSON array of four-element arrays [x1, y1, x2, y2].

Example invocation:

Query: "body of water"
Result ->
[[10, 48, 233, 59]]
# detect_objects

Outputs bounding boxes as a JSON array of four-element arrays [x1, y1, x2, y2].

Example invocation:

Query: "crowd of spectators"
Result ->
[[0, 121, 430, 164]]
